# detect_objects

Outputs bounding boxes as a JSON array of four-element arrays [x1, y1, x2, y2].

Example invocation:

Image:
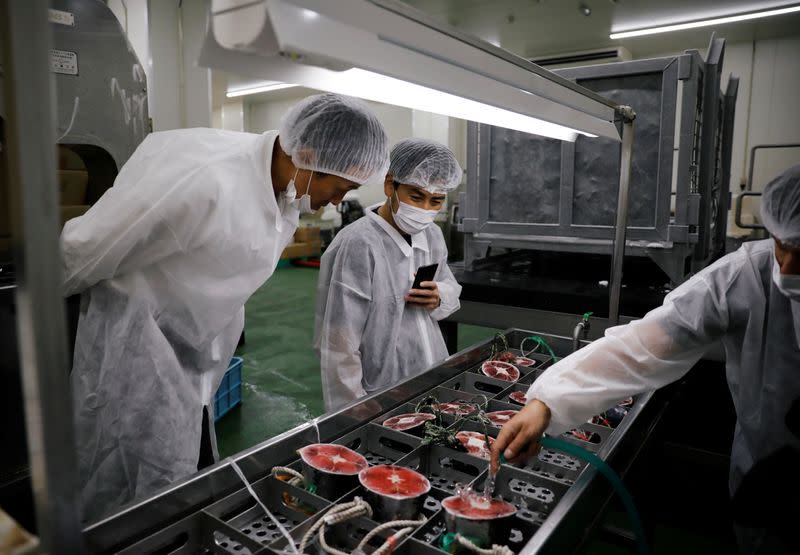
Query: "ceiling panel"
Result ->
[[402, 0, 800, 57]]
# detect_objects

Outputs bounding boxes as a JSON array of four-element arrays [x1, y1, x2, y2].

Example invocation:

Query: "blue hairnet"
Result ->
[[389, 138, 462, 194], [279, 93, 389, 187], [761, 164, 800, 248]]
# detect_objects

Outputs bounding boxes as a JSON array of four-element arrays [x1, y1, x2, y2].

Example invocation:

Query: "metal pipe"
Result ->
[[0, 0, 86, 551], [572, 321, 586, 353], [608, 107, 636, 326]]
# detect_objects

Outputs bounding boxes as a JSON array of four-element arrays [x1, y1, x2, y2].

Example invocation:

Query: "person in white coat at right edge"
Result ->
[[491, 165, 800, 554], [315, 139, 463, 412]]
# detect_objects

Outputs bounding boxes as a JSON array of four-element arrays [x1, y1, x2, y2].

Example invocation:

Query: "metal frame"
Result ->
[[746, 142, 800, 191], [462, 56, 684, 243], [1, 0, 85, 552], [693, 37, 725, 269], [714, 76, 740, 259], [84, 329, 656, 554], [609, 109, 635, 325], [460, 42, 736, 291], [734, 192, 765, 230]]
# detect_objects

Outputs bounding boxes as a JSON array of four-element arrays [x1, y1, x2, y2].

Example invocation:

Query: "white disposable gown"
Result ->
[[528, 239, 800, 499], [61, 129, 297, 521], [315, 205, 462, 412]]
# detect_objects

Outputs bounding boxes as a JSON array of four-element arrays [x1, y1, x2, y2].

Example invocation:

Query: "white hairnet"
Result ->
[[761, 164, 800, 248], [279, 93, 389, 186], [389, 138, 462, 194]]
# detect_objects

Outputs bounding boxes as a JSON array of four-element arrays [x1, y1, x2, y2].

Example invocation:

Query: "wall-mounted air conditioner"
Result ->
[[532, 46, 632, 69]]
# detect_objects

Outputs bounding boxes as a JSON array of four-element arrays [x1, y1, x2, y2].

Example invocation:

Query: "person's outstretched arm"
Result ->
[[491, 259, 738, 472]]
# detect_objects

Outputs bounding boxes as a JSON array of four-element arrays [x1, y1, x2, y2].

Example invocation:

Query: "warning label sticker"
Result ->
[[50, 49, 78, 76]]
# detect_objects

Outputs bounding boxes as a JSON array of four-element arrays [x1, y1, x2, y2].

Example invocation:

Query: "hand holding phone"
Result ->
[[411, 263, 439, 290], [407, 263, 440, 309]]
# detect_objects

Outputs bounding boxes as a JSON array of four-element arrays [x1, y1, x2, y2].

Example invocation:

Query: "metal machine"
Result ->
[[452, 37, 738, 334], [0, 0, 149, 532], [82, 329, 659, 554]]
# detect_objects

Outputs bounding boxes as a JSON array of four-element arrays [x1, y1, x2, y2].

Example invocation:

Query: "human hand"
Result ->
[[405, 281, 441, 310], [490, 399, 551, 473]]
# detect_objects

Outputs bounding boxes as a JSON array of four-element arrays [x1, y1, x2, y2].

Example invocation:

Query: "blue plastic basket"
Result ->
[[214, 357, 243, 422]]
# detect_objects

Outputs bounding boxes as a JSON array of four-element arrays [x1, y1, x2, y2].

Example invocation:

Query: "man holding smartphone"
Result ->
[[315, 139, 463, 412]]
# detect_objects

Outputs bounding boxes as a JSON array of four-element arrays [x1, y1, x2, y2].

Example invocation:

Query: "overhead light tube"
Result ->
[[610, 4, 800, 39], [226, 82, 298, 98]]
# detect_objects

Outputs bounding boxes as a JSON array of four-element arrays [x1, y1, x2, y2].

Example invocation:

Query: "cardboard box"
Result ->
[[280, 240, 321, 260], [294, 226, 321, 244]]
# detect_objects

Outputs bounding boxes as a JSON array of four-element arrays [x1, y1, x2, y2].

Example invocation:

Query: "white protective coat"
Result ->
[[527, 239, 800, 496], [62, 129, 297, 521], [315, 205, 462, 412]]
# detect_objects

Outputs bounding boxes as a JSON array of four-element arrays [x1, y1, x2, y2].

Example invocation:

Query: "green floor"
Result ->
[[215, 265, 498, 457]]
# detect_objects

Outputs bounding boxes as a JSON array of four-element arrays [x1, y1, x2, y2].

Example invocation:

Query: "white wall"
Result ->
[[107, 0, 211, 131], [746, 36, 800, 191], [106, 0, 151, 103], [681, 36, 800, 194], [147, 0, 181, 130], [180, 0, 213, 128], [219, 100, 244, 132], [647, 35, 800, 233]]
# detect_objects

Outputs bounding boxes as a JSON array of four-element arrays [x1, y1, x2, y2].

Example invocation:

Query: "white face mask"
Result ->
[[772, 257, 800, 300], [390, 190, 439, 235], [283, 169, 315, 215]]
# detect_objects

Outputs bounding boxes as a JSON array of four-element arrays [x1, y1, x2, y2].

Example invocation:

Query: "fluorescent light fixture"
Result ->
[[304, 68, 590, 141], [225, 70, 586, 139], [610, 4, 800, 39], [226, 82, 298, 98], [202, 0, 622, 141]]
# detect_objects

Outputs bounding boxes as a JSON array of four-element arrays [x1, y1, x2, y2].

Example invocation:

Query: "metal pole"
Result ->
[[608, 107, 636, 326], [0, 0, 86, 552]]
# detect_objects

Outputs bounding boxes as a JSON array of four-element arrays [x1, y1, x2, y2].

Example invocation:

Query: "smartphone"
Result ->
[[411, 263, 439, 290]]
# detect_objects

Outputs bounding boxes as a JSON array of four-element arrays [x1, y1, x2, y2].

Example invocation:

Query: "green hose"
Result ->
[[537, 436, 649, 555], [522, 335, 559, 362]]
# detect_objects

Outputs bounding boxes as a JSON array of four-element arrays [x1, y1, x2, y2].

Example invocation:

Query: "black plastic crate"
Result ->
[[115, 510, 269, 555], [521, 447, 585, 486], [205, 476, 331, 548], [474, 465, 569, 523], [335, 422, 422, 466], [401, 537, 454, 555], [561, 422, 612, 452], [407, 386, 485, 408], [440, 372, 511, 397], [517, 368, 546, 385], [399, 445, 485, 496], [269, 513, 409, 555]]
